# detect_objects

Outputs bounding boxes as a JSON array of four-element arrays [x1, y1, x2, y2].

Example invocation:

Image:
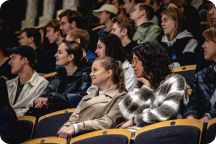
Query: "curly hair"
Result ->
[[133, 41, 171, 88]]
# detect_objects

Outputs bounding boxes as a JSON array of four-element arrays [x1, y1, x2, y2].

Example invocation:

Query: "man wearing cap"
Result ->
[[93, 4, 118, 33], [6, 46, 48, 116]]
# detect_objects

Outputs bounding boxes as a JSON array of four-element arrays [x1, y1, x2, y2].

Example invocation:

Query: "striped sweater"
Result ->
[[119, 74, 188, 126]]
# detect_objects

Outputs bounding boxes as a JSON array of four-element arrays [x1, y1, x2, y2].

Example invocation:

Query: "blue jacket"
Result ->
[[183, 63, 216, 118]]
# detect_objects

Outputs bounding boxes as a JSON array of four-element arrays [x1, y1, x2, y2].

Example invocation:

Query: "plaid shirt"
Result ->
[[183, 62, 216, 118]]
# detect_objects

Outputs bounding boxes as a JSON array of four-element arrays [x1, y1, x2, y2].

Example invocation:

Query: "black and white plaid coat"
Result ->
[[119, 74, 188, 126]]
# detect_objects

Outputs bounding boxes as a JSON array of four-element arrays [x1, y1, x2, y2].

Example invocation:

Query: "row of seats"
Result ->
[[18, 108, 216, 144]]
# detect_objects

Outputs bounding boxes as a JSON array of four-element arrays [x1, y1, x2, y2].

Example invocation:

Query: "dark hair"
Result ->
[[138, 4, 155, 20], [0, 76, 17, 119], [0, 47, 9, 56], [20, 27, 42, 49], [63, 41, 83, 66], [94, 57, 126, 92], [133, 41, 171, 88], [59, 9, 84, 29], [112, 16, 136, 40], [98, 32, 126, 63]]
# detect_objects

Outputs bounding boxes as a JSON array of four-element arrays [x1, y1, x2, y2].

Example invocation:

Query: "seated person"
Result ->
[[183, 27, 216, 122], [0, 76, 32, 143], [66, 28, 96, 64], [32, 41, 91, 116], [131, 4, 161, 43], [0, 76, 17, 143], [161, 8, 198, 68], [57, 57, 126, 138], [6, 46, 48, 116], [118, 41, 187, 128], [95, 32, 137, 92]]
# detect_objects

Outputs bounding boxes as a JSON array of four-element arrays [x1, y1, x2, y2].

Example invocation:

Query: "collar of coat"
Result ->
[[7, 71, 40, 87], [84, 84, 119, 100]]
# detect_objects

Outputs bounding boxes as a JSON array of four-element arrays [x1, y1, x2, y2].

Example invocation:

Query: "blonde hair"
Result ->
[[94, 57, 126, 93], [67, 28, 90, 50], [203, 27, 216, 42]]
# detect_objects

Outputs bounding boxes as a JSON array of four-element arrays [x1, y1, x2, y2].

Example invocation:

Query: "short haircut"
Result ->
[[138, 4, 155, 20], [112, 16, 136, 40], [203, 27, 216, 42], [46, 19, 60, 32], [67, 28, 90, 50], [20, 27, 41, 49], [59, 9, 84, 29]]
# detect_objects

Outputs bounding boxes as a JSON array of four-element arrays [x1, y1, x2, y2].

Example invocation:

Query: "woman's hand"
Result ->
[[137, 77, 151, 88], [57, 125, 75, 139], [34, 97, 48, 108], [186, 115, 196, 119], [200, 116, 210, 123], [120, 119, 134, 129]]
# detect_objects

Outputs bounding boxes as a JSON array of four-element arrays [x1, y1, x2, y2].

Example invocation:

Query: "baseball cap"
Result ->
[[8, 45, 36, 66], [93, 4, 118, 16]]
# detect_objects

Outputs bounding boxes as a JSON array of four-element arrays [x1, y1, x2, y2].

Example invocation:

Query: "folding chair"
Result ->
[[17, 116, 37, 140], [23, 136, 67, 144], [134, 119, 203, 144], [71, 129, 132, 144], [171, 65, 196, 87], [206, 117, 216, 143], [34, 108, 75, 138]]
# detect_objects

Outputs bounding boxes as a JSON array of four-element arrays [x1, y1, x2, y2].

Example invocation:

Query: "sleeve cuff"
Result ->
[[73, 124, 80, 134], [205, 113, 211, 119]]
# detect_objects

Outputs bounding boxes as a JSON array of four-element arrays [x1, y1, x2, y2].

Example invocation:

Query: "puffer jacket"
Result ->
[[41, 64, 91, 108]]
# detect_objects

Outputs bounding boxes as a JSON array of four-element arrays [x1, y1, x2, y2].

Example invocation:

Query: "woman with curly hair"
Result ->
[[118, 41, 188, 128]]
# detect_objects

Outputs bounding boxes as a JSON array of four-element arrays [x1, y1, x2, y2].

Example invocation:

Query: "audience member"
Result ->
[[123, 0, 144, 14], [32, 41, 91, 117], [131, 4, 161, 43], [119, 41, 187, 128], [6, 46, 48, 116], [111, 16, 137, 62], [59, 9, 84, 36], [18, 27, 46, 73], [66, 28, 96, 63], [161, 8, 198, 68], [96, 32, 137, 92], [57, 57, 126, 138], [93, 4, 118, 33], [184, 27, 216, 122]]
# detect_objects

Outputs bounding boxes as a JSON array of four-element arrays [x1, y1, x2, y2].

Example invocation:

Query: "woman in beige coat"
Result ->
[[57, 57, 126, 138]]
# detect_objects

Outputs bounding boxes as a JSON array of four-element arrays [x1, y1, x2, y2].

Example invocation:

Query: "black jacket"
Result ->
[[41, 64, 91, 108]]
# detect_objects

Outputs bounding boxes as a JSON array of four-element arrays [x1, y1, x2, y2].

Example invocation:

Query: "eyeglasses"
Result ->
[[131, 57, 141, 66]]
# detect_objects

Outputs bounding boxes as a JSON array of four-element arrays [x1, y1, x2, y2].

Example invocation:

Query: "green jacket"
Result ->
[[133, 21, 161, 43]]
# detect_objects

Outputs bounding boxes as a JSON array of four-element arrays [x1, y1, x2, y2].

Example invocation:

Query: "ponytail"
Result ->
[[94, 57, 126, 93], [115, 61, 127, 93]]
